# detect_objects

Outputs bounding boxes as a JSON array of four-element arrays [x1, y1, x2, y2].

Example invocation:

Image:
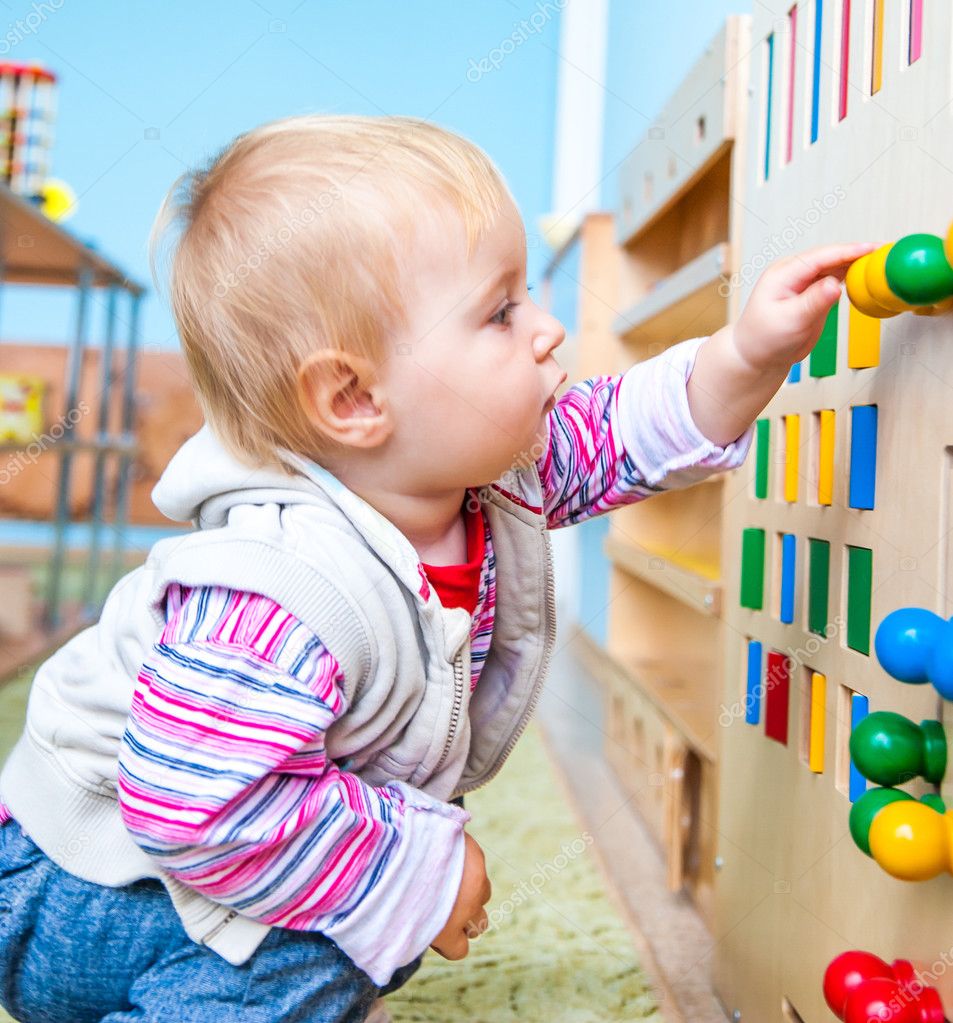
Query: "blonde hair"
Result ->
[[149, 113, 517, 471]]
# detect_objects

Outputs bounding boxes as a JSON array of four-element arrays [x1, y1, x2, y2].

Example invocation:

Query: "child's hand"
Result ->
[[687, 241, 878, 447], [732, 242, 878, 372], [429, 830, 492, 961]]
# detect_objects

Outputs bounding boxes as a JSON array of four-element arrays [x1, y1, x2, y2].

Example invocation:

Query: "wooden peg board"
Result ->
[[713, 1, 953, 1020]]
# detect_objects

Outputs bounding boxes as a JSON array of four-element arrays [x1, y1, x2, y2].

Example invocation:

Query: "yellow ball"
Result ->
[[868, 800, 951, 881], [846, 254, 897, 318], [39, 178, 77, 222], [945, 221, 953, 267], [864, 243, 916, 313]]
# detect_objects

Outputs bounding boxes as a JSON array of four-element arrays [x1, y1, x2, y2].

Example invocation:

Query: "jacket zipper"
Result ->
[[202, 908, 239, 944], [452, 521, 557, 797], [432, 649, 466, 775]]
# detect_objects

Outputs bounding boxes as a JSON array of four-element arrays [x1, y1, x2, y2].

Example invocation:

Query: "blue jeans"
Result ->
[[0, 816, 425, 1022]]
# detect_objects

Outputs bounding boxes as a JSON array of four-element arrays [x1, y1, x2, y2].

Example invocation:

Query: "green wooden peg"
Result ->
[[848, 710, 946, 786]]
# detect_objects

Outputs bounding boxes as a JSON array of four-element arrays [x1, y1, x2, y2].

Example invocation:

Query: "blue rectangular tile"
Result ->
[[780, 533, 796, 624], [849, 405, 878, 510], [849, 693, 869, 801], [746, 640, 763, 725]]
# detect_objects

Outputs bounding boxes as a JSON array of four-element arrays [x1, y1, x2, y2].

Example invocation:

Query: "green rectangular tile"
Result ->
[[755, 418, 770, 499], [808, 538, 830, 635], [847, 545, 873, 654], [810, 302, 838, 378], [740, 527, 766, 609]]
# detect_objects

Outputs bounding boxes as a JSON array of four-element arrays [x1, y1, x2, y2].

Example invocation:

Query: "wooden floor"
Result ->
[[534, 615, 729, 1023]]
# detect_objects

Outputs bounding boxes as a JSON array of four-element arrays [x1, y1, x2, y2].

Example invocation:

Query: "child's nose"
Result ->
[[534, 313, 566, 360]]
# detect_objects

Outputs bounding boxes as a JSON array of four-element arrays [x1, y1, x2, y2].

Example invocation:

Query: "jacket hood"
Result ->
[[151, 424, 330, 529], [150, 424, 439, 605]]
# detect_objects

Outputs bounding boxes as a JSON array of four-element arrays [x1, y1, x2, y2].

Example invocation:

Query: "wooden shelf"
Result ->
[[614, 242, 730, 346], [580, 633, 719, 763], [616, 18, 748, 249], [0, 182, 144, 291], [604, 534, 722, 617]]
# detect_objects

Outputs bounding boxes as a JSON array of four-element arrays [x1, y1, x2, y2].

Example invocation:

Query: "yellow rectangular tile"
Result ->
[[809, 671, 826, 773], [785, 414, 799, 502], [848, 303, 880, 368], [818, 410, 835, 506]]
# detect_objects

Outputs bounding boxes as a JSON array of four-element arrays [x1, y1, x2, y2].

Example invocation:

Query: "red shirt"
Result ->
[[419, 493, 485, 615]]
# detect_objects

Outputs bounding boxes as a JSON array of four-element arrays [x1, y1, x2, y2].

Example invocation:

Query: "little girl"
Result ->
[[0, 113, 872, 1022]]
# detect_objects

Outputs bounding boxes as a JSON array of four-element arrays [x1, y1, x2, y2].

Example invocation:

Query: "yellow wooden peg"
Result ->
[[845, 254, 897, 318], [868, 800, 953, 882], [912, 294, 953, 317]]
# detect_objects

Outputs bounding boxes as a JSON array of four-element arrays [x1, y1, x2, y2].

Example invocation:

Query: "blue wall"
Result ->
[[0, 2, 560, 350]]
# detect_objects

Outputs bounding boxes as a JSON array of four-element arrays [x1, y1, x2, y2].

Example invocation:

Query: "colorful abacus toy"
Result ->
[[846, 232, 953, 318], [831, 612, 953, 882]]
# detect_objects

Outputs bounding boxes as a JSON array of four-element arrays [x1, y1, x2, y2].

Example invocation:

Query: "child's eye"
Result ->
[[489, 302, 517, 327]]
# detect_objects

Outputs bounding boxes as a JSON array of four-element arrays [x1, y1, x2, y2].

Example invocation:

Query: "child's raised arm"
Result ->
[[536, 338, 753, 530]]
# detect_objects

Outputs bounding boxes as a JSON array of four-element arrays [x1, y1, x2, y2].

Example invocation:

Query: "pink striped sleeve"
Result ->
[[614, 335, 754, 487], [0, 804, 11, 824], [118, 584, 470, 986], [538, 335, 753, 529]]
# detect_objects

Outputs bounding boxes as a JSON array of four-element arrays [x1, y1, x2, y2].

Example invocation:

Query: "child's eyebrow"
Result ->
[[473, 265, 520, 307]]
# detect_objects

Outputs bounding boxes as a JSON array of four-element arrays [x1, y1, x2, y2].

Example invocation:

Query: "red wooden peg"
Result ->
[[823, 951, 945, 1023]]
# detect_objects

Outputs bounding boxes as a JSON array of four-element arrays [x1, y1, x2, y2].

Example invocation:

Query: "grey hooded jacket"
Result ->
[[0, 426, 556, 976]]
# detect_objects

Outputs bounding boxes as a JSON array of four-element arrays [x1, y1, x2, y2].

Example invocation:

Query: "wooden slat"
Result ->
[[613, 243, 730, 346], [603, 534, 722, 617], [579, 633, 719, 765]]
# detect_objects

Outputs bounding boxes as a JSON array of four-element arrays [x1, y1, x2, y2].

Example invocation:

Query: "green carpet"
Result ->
[[0, 673, 660, 1022]]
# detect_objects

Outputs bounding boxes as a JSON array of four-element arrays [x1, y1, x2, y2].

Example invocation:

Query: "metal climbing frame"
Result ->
[[0, 181, 144, 673]]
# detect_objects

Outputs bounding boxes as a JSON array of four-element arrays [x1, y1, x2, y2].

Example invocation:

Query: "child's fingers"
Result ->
[[791, 275, 842, 323], [774, 242, 878, 295]]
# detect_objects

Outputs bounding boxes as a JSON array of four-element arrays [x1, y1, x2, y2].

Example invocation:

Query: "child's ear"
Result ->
[[296, 349, 393, 449]]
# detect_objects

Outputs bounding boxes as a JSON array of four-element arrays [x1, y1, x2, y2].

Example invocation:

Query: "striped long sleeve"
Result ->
[[117, 583, 470, 986], [538, 335, 754, 529]]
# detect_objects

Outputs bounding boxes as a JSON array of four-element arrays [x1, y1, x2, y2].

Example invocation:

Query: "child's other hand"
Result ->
[[732, 242, 877, 373], [429, 830, 492, 961]]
